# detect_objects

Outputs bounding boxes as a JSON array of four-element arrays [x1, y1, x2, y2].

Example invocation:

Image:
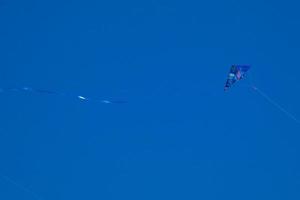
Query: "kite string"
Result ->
[[246, 72, 300, 125], [0, 174, 44, 200], [250, 85, 300, 125]]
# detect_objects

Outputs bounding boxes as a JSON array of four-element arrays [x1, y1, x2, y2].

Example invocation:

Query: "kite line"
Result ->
[[224, 65, 299, 125], [0, 174, 44, 200], [251, 86, 300, 125]]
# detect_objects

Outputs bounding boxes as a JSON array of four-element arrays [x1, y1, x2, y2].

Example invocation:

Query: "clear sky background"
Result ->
[[0, 0, 300, 199]]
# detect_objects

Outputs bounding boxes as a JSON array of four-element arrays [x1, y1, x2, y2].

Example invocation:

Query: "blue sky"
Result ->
[[0, 0, 300, 199]]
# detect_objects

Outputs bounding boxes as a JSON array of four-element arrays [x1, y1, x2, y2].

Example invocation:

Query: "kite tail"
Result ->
[[251, 86, 300, 125], [0, 86, 126, 104]]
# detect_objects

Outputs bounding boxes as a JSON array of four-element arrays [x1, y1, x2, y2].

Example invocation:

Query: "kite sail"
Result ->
[[224, 65, 251, 91]]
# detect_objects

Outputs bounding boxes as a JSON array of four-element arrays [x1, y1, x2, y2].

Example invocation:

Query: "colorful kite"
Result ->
[[224, 65, 251, 91]]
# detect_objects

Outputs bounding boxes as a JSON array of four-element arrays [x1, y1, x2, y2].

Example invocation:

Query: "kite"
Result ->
[[224, 65, 251, 91]]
